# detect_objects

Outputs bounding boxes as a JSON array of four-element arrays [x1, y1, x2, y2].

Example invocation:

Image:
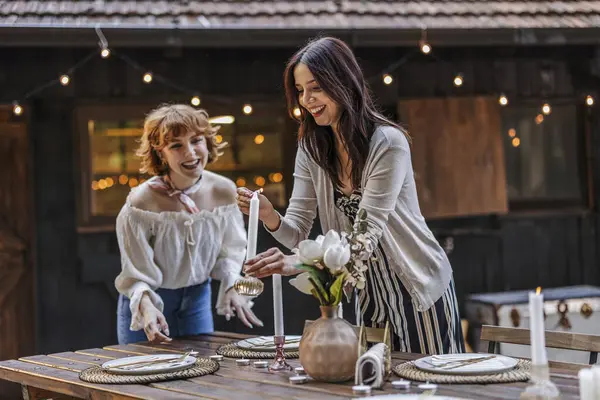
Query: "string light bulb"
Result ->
[[243, 104, 253, 115], [236, 177, 247, 187], [128, 177, 139, 188], [586, 95, 594, 106], [418, 27, 432, 54], [535, 114, 544, 125], [293, 107, 301, 118], [453, 74, 463, 87], [499, 95, 508, 106], [542, 103, 551, 115], [512, 137, 521, 147], [12, 102, 23, 116], [270, 172, 283, 183], [254, 176, 266, 187], [100, 48, 110, 58], [191, 96, 201, 106], [60, 74, 70, 86], [143, 72, 153, 83], [420, 42, 431, 54], [383, 74, 393, 85], [254, 134, 265, 145]]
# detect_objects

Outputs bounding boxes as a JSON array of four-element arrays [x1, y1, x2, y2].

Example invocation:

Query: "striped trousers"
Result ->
[[332, 187, 465, 354], [353, 244, 466, 354]]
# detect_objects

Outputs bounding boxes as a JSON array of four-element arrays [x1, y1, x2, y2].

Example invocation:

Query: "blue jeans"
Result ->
[[117, 281, 214, 344]]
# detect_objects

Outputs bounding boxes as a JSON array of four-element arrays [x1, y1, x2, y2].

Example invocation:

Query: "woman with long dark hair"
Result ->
[[237, 37, 464, 354]]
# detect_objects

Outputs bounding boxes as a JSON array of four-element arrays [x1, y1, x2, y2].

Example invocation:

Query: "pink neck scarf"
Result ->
[[147, 175, 202, 214]]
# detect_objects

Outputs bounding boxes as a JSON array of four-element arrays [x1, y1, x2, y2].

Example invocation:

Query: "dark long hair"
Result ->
[[284, 36, 408, 190]]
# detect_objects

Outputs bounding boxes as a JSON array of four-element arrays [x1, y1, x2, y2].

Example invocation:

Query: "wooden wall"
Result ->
[[0, 43, 598, 355], [399, 96, 508, 218], [0, 115, 35, 398]]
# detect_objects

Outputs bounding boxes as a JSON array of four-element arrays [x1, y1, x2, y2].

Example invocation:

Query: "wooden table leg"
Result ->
[[22, 385, 78, 400]]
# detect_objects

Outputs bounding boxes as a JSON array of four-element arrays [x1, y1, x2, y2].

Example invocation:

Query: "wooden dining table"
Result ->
[[0, 331, 584, 399]]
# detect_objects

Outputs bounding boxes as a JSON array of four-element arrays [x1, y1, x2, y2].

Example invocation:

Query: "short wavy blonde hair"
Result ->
[[136, 104, 226, 176]]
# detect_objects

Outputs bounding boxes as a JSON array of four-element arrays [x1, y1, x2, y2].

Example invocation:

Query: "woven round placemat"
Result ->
[[393, 359, 530, 384], [79, 358, 219, 384], [216, 343, 300, 359]]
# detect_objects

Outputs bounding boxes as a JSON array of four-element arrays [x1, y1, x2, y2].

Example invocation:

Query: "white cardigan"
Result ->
[[114, 190, 246, 331], [268, 125, 452, 312]]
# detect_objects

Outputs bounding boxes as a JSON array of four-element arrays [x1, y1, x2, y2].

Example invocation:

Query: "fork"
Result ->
[[434, 355, 496, 370], [105, 350, 196, 371]]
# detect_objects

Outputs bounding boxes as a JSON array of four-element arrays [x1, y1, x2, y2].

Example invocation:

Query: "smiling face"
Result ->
[[293, 63, 341, 128], [160, 131, 209, 186]]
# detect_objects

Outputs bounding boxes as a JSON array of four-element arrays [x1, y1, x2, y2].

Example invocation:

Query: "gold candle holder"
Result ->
[[269, 335, 293, 372], [233, 275, 264, 296]]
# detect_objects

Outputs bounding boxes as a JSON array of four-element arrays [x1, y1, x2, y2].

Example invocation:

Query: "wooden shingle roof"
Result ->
[[1, 0, 599, 30]]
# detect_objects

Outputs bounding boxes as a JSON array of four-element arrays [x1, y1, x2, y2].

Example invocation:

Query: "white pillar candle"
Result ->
[[591, 365, 600, 399], [578, 368, 595, 400], [273, 273, 284, 336], [246, 191, 259, 261], [528, 287, 547, 365]]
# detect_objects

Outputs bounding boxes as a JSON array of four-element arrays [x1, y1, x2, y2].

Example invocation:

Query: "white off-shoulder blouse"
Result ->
[[114, 189, 246, 331]]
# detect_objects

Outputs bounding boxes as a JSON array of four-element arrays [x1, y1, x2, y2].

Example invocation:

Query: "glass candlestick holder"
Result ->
[[520, 363, 560, 400]]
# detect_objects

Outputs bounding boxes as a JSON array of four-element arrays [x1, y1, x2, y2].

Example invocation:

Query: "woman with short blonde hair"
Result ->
[[116, 104, 262, 344]]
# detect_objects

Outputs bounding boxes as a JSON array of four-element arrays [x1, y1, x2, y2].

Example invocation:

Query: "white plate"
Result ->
[[413, 353, 518, 376], [236, 335, 302, 351], [102, 354, 197, 375]]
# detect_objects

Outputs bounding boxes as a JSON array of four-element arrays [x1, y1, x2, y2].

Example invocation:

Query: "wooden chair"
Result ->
[[461, 319, 473, 353], [481, 325, 600, 364]]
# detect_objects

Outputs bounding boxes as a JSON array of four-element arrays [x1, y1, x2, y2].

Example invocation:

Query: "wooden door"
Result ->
[[0, 109, 35, 399], [398, 96, 508, 219]]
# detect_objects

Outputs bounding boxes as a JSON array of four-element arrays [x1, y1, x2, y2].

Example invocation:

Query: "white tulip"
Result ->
[[298, 239, 324, 266], [315, 235, 325, 246], [289, 272, 314, 295], [321, 230, 342, 250], [323, 244, 351, 273]]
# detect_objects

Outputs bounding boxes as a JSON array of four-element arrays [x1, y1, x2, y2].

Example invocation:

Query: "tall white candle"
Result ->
[[578, 368, 595, 400], [528, 287, 547, 365], [246, 191, 259, 261], [592, 365, 600, 399], [273, 273, 284, 336]]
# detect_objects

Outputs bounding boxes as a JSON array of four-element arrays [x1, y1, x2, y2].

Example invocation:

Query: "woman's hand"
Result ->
[[223, 289, 264, 329], [140, 294, 171, 344], [236, 187, 280, 230], [244, 247, 301, 279]]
